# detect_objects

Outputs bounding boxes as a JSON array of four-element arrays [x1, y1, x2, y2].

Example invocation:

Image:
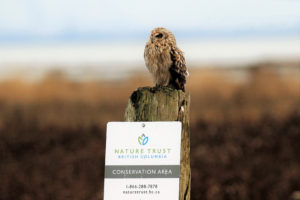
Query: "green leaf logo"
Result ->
[[138, 136, 143, 145], [138, 134, 149, 146]]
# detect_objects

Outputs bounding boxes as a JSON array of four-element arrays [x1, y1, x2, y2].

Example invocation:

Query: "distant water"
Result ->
[[0, 36, 299, 80]]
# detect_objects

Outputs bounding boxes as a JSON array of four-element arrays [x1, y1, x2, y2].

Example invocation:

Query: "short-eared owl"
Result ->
[[144, 27, 188, 91]]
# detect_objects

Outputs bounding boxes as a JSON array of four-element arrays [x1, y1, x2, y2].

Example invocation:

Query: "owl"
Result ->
[[144, 27, 188, 91]]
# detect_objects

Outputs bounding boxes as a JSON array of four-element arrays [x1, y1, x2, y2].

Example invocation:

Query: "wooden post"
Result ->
[[124, 86, 191, 200]]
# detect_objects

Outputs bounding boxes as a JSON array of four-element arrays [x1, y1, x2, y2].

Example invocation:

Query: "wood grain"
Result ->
[[124, 86, 191, 200]]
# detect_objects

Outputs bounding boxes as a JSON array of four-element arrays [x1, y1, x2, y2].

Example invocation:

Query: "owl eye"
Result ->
[[155, 33, 163, 38]]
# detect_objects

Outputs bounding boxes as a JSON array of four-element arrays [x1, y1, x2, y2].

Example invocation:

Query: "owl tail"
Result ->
[[169, 68, 186, 92]]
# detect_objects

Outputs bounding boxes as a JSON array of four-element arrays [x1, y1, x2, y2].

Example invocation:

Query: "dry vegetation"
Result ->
[[0, 62, 299, 200]]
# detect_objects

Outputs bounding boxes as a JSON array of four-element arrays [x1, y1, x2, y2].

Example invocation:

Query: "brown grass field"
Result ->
[[0, 61, 300, 200]]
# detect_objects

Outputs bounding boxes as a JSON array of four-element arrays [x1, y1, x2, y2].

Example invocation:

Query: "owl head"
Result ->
[[148, 27, 176, 46]]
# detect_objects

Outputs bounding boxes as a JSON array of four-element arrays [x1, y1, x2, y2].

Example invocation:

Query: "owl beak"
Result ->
[[151, 38, 154, 43]]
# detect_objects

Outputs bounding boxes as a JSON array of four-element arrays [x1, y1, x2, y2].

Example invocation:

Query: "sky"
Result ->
[[0, 0, 300, 81], [0, 0, 300, 43]]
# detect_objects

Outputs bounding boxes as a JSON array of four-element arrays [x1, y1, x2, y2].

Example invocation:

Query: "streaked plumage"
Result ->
[[144, 27, 188, 91]]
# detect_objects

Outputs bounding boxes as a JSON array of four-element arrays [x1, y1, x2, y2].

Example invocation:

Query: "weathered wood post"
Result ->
[[124, 86, 191, 200]]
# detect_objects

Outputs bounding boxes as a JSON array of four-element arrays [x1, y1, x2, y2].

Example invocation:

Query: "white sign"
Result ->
[[104, 122, 182, 200]]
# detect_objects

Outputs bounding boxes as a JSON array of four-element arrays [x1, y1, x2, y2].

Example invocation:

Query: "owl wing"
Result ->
[[169, 46, 189, 91]]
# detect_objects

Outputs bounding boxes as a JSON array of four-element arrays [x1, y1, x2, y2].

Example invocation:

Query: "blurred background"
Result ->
[[0, 0, 299, 199]]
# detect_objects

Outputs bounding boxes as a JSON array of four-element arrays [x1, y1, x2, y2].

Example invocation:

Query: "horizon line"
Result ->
[[0, 27, 298, 44]]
